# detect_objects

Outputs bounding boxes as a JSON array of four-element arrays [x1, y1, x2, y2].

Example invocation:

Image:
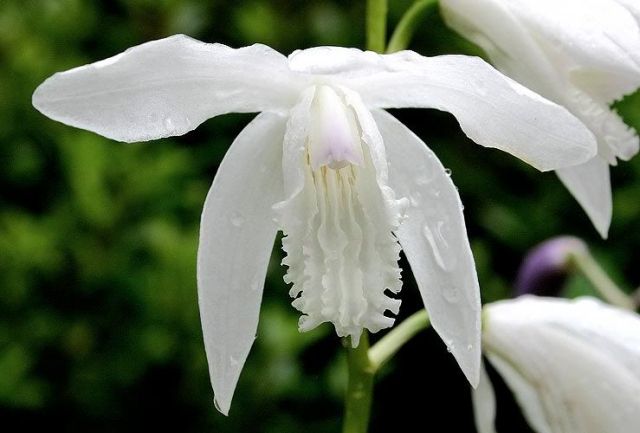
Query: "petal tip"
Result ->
[[459, 344, 481, 389], [595, 221, 610, 240], [31, 81, 49, 114], [213, 396, 231, 416]]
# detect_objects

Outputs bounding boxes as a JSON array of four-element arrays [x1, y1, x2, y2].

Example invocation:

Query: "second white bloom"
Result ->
[[477, 296, 640, 433], [441, 0, 640, 237]]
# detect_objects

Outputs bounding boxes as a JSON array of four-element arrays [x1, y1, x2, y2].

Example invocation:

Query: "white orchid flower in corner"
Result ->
[[476, 296, 640, 433], [441, 0, 640, 238], [32, 35, 596, 414]]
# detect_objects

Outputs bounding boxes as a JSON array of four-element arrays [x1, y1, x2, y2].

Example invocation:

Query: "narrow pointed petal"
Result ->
[[473, 364, 498, 433], [197, 112, 286, 415], [484, 354, 553, 433], [484, 296, 640, 433], [350, 54, 596, 172], [33, 35, 306, 142], [556, 157, 612, 238], [373, 110, 481, 386]]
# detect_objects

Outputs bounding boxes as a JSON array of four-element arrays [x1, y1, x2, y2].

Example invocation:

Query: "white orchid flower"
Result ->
[[32, 35, 596, 414], [476, 296, 640, 433], [441, 0, 640, 238]]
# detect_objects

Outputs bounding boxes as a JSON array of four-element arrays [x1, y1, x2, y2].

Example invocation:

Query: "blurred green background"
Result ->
[[1, 0, 639, 432]]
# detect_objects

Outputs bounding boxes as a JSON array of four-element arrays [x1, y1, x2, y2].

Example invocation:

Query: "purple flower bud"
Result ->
[[515, 236, 588, 297]]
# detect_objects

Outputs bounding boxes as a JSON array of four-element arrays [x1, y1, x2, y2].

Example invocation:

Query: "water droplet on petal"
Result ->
[[422, 221, 458, 271], [442, 285, 459, 303], [446, 341, 455, 353], [409, 192, 422, 207], [230, 211, 245, 227], [164, 117, 175, 132], [251, 273, 263, 292], [229, 355, 239, 366], [416, 177, 428, 186], [467, 344, 473, 352], [473, 78, 488, 96], [444, 168, 452, 176]]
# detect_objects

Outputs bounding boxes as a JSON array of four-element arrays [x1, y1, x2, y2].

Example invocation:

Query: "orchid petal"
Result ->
[[569, 91, 639, 165], [288, 46, 385, 77], [373, 109, 481, 386], [488, 296, 640, 379], [441, 0, 640, 104], [484, 354, 553, 433], [484, 296, 640, 433], [439, 0, 561, 98], [507, 0, 640, 102], [349, 54, 597, 172], [472, 364, 498, 433], [197, 112, 286, 415], [33, 35, 306, 142], [614, 0, 640, 24], [556, 157, 612, 238]]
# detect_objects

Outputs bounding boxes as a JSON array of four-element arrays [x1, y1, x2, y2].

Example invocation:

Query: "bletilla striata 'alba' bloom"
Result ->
[[32, 35, 596, 414], [476, 296, 640, 433], [441, 0, 640, 238]]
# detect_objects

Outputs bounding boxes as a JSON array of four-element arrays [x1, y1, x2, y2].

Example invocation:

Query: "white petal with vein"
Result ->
[[350, 54, 597, 172], [556, 157, 611, 238], [197, 112, 286, 415], [473, 364, 498, 433], [483, 296, 640, 433], [33, 35, 306, 142], [373, 109, 481, 386]]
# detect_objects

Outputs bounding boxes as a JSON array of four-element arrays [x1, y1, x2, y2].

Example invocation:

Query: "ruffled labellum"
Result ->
[[276, 85, 407, 346]]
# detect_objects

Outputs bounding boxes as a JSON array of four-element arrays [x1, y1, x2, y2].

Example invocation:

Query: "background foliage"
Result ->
[[1, 0, 638, 431]]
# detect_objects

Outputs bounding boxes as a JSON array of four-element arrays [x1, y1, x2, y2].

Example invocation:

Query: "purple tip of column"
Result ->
[[515, 236, 588, 297]]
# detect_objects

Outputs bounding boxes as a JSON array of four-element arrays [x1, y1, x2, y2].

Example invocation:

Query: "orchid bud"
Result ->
[[515, 236, 588, 297]]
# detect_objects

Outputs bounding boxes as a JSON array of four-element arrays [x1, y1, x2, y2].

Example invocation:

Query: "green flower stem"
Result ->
[[342, 312, 432, 432], [387, 0, 438, 53], [343, 332, 375, 433], [366, 0, 388, 52], [569, 251, 635, 310], [368, 309, 430, 372]]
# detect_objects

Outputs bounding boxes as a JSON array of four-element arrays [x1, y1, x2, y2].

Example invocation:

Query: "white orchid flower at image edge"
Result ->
[[32, 35, 596, 414], [476, 296, 640, 433], [440, 0, 640, 238]]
